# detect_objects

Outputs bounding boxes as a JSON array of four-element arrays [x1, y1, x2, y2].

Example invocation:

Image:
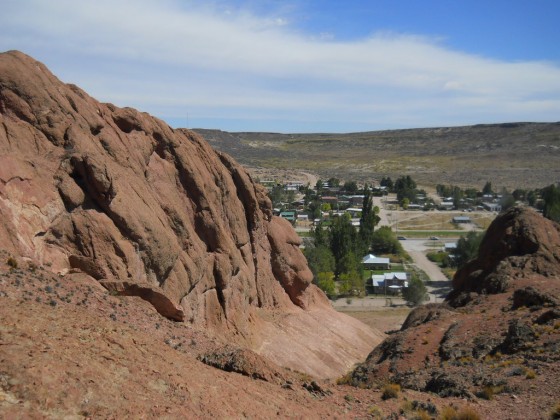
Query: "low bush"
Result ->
[[7, 257, 18, 269], [381, 383, 401, 400]]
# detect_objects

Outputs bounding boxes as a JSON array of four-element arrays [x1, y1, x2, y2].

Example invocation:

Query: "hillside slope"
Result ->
[[0, 50, 382, 378], [348, 207, 560, 417], [195, 122, 560, 188]]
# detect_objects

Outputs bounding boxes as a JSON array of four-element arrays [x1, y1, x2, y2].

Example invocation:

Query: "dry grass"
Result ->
[[198, 123, 560, 190], [338, 307, 411, 333], [381, 383, 401, 400]]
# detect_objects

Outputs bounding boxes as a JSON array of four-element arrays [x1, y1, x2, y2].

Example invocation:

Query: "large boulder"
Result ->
[[0, 50, 381, 377], [448, 207, 560, 306]]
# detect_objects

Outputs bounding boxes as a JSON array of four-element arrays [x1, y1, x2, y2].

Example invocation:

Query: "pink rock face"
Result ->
[[0, 51, 382, 377]]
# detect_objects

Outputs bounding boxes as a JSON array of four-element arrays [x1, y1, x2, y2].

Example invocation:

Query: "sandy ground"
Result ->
[[332, 297, 411, 333]]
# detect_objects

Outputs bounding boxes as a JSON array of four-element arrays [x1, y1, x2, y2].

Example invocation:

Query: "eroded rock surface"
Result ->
[[349, 207, 560, 404], [0, 50, 381, 377]]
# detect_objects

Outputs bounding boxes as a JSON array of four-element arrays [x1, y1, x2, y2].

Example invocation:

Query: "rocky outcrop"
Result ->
[[349, 207, 560, 397], [448, 207, 560, 306], [0, 51, 381, 377]]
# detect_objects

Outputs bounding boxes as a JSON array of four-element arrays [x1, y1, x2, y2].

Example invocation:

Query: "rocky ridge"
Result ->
[[0, 50, 381, 378], [348, 207, 560, 416]]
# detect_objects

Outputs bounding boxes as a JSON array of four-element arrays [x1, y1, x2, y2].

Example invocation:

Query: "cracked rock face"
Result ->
[[0, 51, 382, 377], [0, 50, 313, 326]]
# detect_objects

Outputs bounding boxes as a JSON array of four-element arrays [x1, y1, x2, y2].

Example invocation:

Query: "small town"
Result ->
[[261, 175, 551, 307]]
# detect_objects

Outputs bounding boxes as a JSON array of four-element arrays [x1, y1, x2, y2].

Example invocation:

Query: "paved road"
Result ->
[[400, 239, 448, 281], [399, 239, 453, 301]]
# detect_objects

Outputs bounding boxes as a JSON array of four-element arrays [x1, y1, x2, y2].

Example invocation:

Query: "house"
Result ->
[[279, 211, 296, 222], [439, 201, 454, 210], [362, 254, 391, 270], [444, 242, 457, 252], [349, 195, 365, 206], [483, 202, 502, 212], [321, 196, 339, 205], [285, 182, 304, 191], [407, 204, 422, 210], [368, 272, 409, 295], [345, 207, 362, 217]]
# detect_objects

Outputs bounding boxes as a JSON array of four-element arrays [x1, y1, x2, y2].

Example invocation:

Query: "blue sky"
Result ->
[[1, 0, 559, 133]]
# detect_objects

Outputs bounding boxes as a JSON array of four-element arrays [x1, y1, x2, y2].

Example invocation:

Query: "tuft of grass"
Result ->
[[336, 372, 352, 385], [400, 400, 413, 414], [477, 385, 503, 400], [440, 405, 482, 420], [368, 405, 383, 419], [381, 383, 401, 400], [439, 405, 458, 420], [550, 401, 560, 419], [455, 407, 482, 420], [525, 368, 537, 379], [7, 257, 18, 269], [413, 410, 432, 420]]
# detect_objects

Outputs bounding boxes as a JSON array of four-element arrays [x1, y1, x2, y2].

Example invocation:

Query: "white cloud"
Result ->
[[0, 0, 559, 132]]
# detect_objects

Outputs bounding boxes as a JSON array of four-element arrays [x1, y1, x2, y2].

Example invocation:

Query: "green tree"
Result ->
[[327, 177, 340, 188], [512, 189, 526, 201], [482, 181, 493, 195], [316, 271, 336, 298], [436, 184, 452, 198], [542, 184, 560, 222], [338, 251, 361, 276], [394, 175, 417, 203], [453, 230, 485, 269], [269, 184, 285, 208], [343, 180, 359, 194], [329, 213, 359, 276], [359, 187, 380, 253], [371, 226, 403, 255], [401, 197, 410, 209], [304, 245, 335, 278], [338, 270, 364, 297], [380, 176, 394, 191], [308, 199, 322, 220], [499, 188, 515, 211], [311, 221, 329, 248], [402, 277, 428, 306], [527, 189, 538, 207], [464, 188, 478, 199], [452, 186, 464, 209], [303, 186, 315, 206]]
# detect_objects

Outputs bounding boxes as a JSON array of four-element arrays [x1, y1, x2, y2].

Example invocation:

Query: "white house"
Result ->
[[362, 254, 391, 270], [369, 272, 409, 294]]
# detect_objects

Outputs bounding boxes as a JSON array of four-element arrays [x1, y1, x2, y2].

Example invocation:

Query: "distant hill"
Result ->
[[194, 122, 560, 189]]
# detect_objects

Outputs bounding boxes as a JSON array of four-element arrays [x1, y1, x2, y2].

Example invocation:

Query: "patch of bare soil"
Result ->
[[0, 260, 487, 419], [340, 307, 412, 334]]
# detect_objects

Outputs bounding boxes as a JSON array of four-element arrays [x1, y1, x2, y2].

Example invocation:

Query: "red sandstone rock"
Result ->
[[350, 206, 560, 409], [0, 50, 381, 377]]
